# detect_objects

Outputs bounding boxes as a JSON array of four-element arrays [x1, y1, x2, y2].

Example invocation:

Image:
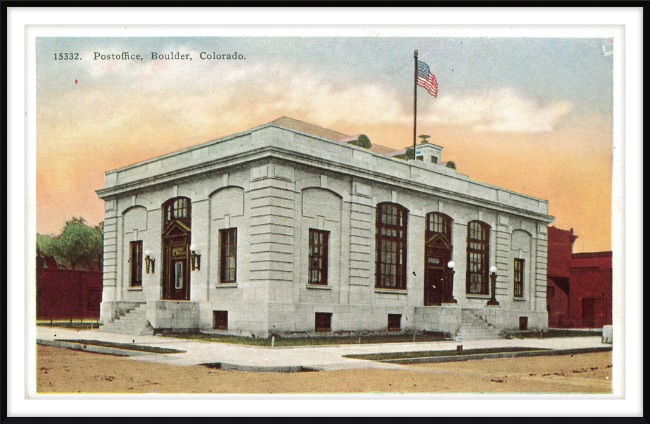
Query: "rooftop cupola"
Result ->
[[415, 143, 444, 164]]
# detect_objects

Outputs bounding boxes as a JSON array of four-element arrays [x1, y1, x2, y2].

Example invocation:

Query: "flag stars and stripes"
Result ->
[[417, 61, 438, 97]]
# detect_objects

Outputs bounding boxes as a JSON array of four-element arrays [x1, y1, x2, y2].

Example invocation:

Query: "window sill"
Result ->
[[512, 297, 527, 301], [375, 288, 408, 295], [215, 283, 238, 289], [127, 286, 143, 291], [465, 294, 490, 299], [307, 284, 332, 290]]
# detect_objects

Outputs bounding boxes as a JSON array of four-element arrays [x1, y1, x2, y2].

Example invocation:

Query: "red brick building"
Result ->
[[36, 250, 103, 321], [546, 227, 612, 328]]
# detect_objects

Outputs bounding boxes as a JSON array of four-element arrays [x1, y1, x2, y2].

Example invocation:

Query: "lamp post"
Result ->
[[446, 261, 457, 303], [487, 266, 499, 306], [145, 250, 155, 274], [190, 244, 201, 271]]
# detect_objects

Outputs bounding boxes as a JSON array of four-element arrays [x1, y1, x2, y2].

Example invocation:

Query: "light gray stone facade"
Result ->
[[96, 118, 554, 337]]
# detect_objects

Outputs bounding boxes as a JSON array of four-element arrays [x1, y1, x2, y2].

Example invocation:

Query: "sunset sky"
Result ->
[[36, 36, 614, 252]]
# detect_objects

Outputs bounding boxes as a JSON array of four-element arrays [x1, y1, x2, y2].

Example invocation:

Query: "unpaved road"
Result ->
[[36, 345, 611, 394]]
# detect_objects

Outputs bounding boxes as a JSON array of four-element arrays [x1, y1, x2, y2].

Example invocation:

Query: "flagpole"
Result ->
[[413, 50, 418, 160]]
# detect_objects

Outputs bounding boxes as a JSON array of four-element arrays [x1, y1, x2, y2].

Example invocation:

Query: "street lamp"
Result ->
[[190, 244, 201, 271], [446, 261, 457, 303], [145, 250, 155, 274], [487, 266, 499, 306]]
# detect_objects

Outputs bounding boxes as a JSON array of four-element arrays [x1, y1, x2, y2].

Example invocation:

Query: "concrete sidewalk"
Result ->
[[36, 326, 609, 372]]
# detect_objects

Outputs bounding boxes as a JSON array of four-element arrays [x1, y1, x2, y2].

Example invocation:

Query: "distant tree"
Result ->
[[348, 134, 372, 149], [37, 217, 103, 271], [446, 161, 457, 170], [405, 147, 415, 160]]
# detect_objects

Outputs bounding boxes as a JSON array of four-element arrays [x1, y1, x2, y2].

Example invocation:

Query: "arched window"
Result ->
[[466, 221, 490, 295], [376, 203, 408, 289], [426, 212, 452, 242], [163, 197, 191, 228]]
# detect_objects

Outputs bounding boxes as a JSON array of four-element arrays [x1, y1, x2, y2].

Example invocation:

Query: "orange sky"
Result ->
[[35, 37, 613, 253], [36, 110, 612, 253]]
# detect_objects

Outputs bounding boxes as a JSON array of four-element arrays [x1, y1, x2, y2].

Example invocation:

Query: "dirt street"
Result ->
[[36, 345, 611, 394]]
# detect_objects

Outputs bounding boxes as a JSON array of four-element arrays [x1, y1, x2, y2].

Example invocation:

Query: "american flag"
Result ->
[[417, 61, 438, 97]]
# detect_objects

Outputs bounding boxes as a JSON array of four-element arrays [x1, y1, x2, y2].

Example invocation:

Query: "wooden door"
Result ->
[[425, 246, 449, 306], [582, 298, 595, 328], [162, 234, 190, 300], [425, 267, 443, 306]]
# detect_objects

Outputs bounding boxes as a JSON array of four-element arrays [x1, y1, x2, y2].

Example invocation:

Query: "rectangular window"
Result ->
[[173, 198, 188, 218], [174, 261, 183, 289], [514, 258, 524, 298], [315, 312, 332, 332], [376, 203, 408, 290], [387, 314, 401, 331], [547, 286, 555, 299], [213, 311, 228, 330], [220, 228, 237, 283], [308, 229, 329, 285], [129, 241, 143, 287], [466, 222, 490, 295]]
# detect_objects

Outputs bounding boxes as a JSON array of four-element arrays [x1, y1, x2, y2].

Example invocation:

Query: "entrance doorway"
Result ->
[[424, 212, 454, 306], [161, 197, 192, 301], [424, 246, 449, 306], [163, 237, 190, 300], [425, 266, 443, 306]]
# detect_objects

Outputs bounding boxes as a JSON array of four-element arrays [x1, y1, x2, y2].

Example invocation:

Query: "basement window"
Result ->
[[315, 312, 332, 333], [388, 314, 402, 332], [213, 311, 228, 330], [519, 316, 528, 331]]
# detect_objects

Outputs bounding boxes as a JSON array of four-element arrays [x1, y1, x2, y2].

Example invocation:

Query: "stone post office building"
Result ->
[[96, 117, 554, 337]]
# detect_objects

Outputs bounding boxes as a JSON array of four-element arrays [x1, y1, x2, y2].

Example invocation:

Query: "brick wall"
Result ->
[[36, 268, 103, 320], [568, 252, 612, 328], [547, 226, 612, 328]]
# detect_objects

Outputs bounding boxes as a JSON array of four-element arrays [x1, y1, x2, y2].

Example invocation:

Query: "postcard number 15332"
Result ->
[[53, 53, 81, 60]]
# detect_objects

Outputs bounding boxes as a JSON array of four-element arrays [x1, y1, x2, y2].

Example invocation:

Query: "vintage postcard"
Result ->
[[8, 7, 641, 418]]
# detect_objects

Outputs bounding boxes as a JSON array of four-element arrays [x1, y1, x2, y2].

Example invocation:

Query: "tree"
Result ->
[[347, 134, 372, 149], [404, 147, 415, 160], [446, 161, 457, 170], [37, 217, 103, 271]]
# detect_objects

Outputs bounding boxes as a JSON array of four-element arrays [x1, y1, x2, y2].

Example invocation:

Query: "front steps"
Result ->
[[457, 308, 504, 341], [98, 303, 154, 336]]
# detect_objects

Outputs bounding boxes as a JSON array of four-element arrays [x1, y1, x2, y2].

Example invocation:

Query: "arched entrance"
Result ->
[[161, 197, 191, 300], [424, 213, 455, 306]]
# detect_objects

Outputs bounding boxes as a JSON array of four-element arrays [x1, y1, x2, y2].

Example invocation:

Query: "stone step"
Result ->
[[457, 309, 504, 341], [99, 304, 153, 336]]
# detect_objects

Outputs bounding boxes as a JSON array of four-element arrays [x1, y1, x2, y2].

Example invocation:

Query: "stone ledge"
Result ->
[[306, 284, 333, 290], [374, 289, 408, 295], [215, 283, 238, 289]]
